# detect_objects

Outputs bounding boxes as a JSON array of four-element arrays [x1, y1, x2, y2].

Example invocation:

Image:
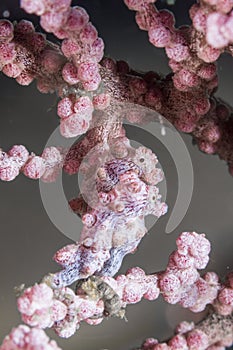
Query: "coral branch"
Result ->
[[14, 232, 233, 342], [51, 141, 167, 287], [0, 1, 233, 349], [0, 325, 62, 350], [0, 145, 64, 182], [122, 0, 233, 173], [98, 59, 233, 175], [140, 312, 233, 350]]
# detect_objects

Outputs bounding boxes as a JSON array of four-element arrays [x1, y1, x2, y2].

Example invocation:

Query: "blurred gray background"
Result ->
[[0, 1, 232, 349]]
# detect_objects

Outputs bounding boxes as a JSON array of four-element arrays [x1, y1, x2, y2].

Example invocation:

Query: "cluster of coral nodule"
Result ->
[[3, 230, 232, 347], [1, 0, 233, 348], [0, 143, 167, 342], [50, 143, 167, 287]]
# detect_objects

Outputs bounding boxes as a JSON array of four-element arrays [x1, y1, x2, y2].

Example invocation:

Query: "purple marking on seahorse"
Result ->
[[96, 158, 142, 193], [95, 239, 141, 277]]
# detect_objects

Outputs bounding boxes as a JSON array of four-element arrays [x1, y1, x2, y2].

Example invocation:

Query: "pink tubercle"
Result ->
[[60, 113, 90, 137], [80, 23, 98, 45], [148, 24, 172, 48], [20, 0, 45, 15], [77, 61, 99, 82], [186, 329, 209, 350], [62, 62, 80, 85], [57, 97, 74, 119], [0, 325, 62, 350], [0, 19, 14, 42], [23, 156, 46, 179], [0, 42, 16, 65], [64, 6, 89, 33], [61, 39, 81, 58]]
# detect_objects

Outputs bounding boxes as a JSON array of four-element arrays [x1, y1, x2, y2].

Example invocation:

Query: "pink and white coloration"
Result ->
[[0, 0, 233, 349], [0, 145, 29, 181], [17, 283, 68, 329], [0, 2, 105, 138], [50, 142, 167, 287], [0, 325, 62, 350], [140, 313, 233, 350], [16, 283, 104, 338], [0, 145, 64, 182], [189, 1, 233, 50], [58, 95, 94, 137], [20, 0, 104, 91], [14, 231, 233, 348]]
